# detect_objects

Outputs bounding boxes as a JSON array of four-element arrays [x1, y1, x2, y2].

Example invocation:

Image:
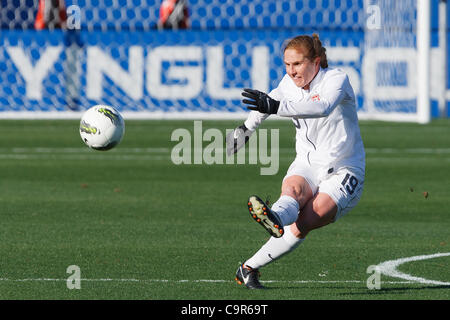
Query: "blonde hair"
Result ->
[[283, 33, 328, 68]]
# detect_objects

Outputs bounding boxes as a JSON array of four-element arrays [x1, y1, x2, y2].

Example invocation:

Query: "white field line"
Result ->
[[1, 155, 450, 163], [375, 252, 450, 286], [365, 148, 450, 154], [1, 253, 448, 286], [0, 278, 420, 285], [1, 147, 450, 154], [0, 154, 169, 161], [2, 147, 171, 153], [1, 147, 450, 161]]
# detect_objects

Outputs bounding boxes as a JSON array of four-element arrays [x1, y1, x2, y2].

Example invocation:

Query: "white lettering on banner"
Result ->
[[326, 47, 360, 62], [206, 46, 269, 99], [6, 46, 63, 100], [6, 45, 362, 102], [206, 46, 240, 99], [362, 48, 416, 112], [147, 46, 203, 99], [251, 46, 269, 93], [87, 46, 143, 100], [338, 66, 360, 95], [326, 47, 360, 95]]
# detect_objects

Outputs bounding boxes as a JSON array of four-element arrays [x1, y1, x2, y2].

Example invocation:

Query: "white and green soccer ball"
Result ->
[[79, 105, 125, 151]]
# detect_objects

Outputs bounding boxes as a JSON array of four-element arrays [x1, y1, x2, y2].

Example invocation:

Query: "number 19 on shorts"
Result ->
[[341, 173, 359, 195]]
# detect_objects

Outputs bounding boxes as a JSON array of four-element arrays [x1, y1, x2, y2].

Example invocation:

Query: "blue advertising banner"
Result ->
[[0, 29, 445, 119], [0, 29, 366, 117]]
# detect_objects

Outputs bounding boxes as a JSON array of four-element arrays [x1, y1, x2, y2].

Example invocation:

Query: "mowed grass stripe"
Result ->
[[2, 147, 450, 154]]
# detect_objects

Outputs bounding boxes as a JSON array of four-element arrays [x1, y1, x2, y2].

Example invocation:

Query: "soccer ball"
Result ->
[[79, 105, 125, 151]]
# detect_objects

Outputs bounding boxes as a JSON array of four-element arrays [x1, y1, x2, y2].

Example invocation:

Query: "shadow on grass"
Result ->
[[347, 285, 450, 294], [261, 283, 449, 293]]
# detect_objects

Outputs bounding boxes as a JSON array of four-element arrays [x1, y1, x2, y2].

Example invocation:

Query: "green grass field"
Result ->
[[0, 119, 449, 300]]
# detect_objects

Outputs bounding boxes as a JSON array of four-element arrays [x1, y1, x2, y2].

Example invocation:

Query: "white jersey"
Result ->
[[244, 67, 365, 176]]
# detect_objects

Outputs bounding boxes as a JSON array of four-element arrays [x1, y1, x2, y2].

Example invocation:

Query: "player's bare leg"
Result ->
[[291, 192, 338, 238], [246, 175, 314, 238], [240, 177, 337, 287], [241, 176, 311, 274], [280, 175, 314, 209], [280, 176, 338, 238]]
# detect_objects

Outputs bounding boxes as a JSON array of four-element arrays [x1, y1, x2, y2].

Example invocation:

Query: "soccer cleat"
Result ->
[[247, 195, 284, 238], [235, 264, 265, 289]]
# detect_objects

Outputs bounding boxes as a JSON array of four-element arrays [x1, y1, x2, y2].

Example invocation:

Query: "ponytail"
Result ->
[[312, 33, 328, 68]]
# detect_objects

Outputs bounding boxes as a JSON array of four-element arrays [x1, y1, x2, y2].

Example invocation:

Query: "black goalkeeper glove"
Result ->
[[242, 88, 280, 114]]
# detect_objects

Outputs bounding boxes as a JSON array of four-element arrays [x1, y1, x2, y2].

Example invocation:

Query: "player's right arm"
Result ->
[[277, 71, 349, 118]]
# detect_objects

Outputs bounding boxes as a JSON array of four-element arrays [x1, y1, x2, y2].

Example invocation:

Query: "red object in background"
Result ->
[[35, 0, 67, 30], [159, 0, 176, 24], [158, 0, 189, 29]]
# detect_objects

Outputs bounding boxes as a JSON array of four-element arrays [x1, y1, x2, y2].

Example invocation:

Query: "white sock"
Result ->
[[244, 226, 304, 270], [271, 195, 299, 226]]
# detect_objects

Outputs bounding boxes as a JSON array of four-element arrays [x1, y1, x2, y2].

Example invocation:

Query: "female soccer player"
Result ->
[[230, 34, 365, 289]]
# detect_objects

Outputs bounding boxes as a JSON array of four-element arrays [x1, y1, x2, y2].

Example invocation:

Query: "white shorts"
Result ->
[[283, 160, 364, 222]]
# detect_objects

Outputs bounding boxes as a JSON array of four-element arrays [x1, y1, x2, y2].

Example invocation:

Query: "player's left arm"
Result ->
[[277, 73, 349, 118]]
